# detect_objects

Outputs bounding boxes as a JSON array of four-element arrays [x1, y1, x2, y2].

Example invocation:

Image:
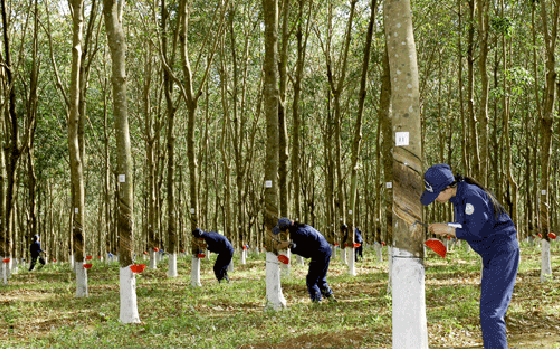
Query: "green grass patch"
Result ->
[[1, 242, 558, 348]]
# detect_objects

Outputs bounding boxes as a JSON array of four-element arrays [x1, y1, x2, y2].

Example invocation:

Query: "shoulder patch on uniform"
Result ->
[[465, 203, 475, 215]]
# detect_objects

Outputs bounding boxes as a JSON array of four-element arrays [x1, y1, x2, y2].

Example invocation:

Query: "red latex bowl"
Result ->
[[537, 234, 543, 238], [277, 255, 289, 265], [97, 256, 101, 259], [334, 243, 340, 246], [425, 238, 447, 258], [181, 249, 185, 253], [2, 258, 10, 263], [130, 264, 146, 273], [242, 245, 248, 250], [153, 248, 159, 252], [86, 256, 93, 260], [198, 254, 206, 258], [353, 243, 361, 248], [83, 264, 93, 269], [143, 252, 148, 255], [381, 242, 386, 246], [53, 259, 57, 263], [548, 233, 557, 240]]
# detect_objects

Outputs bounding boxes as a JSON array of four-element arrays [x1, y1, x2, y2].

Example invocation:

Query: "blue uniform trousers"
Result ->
[[306, 247, 333, 301], [213, 250, 233, 282], [480, 241, 518, 349]]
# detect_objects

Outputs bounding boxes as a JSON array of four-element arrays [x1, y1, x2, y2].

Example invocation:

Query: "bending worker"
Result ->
[[29, 235, 46, 271], [192, 229, 234, 283], [273, 218, 336, 303], [421, 163, 518, 349]]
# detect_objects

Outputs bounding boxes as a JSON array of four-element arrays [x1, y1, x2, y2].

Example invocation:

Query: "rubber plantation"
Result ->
[[1, 241, 558, 349]]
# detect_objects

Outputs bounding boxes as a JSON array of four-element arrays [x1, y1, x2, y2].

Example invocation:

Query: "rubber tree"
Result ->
[[161, 0, 179, 278], [347, 0, 377, 276], [538, 0, 559, 282], [175, 0, 227, 286], [0, 0, 22, 282], [325, 0, 357, 265], [68, 0, 87, 297], [103, 0, 139, 323], [384, 0, 428, 347], [263, 0, 286, 311]]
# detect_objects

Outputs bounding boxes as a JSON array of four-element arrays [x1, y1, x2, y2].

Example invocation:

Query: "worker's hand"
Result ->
[[275, 241, 291, 250], [429, 223, 456, 237]]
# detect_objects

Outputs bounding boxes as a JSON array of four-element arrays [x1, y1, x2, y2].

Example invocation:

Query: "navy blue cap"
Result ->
[[272, 217, 292, 235], [421, 164, 455, 206]]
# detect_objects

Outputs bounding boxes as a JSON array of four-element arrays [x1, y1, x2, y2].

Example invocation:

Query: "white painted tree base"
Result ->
[[190, 256, 202, 287], [168, 253, 178, 277], [119, 266, 141, 323], [348, 247, 356, 276], [228, 257, 235, 273], [75, 264, 88, 297], [391, 247, 429, 349], [149, 251, 158, 269], [376, 243, 383, 263], [241, 249, 247, 265], [265, 252, 286, 311], [341, 248, 347, 265], [2, 258, 7, 284], [70, 255, 75, 271], [280, 249, 291, 277], [332, 245, 337, 259], [541, 239, 552, 282], [297, 255, 305, 266], [387, 247, 393, 293], [11, 259, 18, 274], [7, 259, 12, 278]]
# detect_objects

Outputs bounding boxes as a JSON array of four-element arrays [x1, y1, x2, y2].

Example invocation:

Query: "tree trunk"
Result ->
[[380, 43, 392, 251], [103, 0, 138, 323], [263, 0, 286, 311], [347, 0, 376, 276], [27, 0, 40, 241], [326, 0, 357, 259], [68, 0, 87, 297], [161, 0, 178, 278], [384, 0, 428, 346], [1, 0, 20, 263], [466, 0, 479, 177], [477, 0, 490, 186], [539, 0, 559, 235]]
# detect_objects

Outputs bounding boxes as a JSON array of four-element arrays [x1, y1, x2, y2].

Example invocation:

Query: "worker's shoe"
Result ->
[[323, 292, 337, 302]]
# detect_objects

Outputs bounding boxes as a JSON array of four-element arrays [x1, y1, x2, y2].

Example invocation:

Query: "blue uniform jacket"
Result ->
[[449, 181, 517, 257], [30, 242, 43, 258], [289, 225, 331, 259], [200, 231, 234, 255], [355, 228, 363, 244]]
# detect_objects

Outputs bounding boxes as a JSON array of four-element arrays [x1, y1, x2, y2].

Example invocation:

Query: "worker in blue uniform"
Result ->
[[273, 218, 336, 303], [421, 163, 518, 349], [341, 225, 364, 262], [192, 229, 234, 283], [354, 227, 363, 262], [29, 235, 46, 271]]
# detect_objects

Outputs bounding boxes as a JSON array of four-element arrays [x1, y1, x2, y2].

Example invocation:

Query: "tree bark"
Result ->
[[539, 0, 559, 235], [477, 0, 490, 186], [347, 0, 377, 275], [68, 0, 87, 297], [384, 0, 427, 346], [263, 0, 286, 310]]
